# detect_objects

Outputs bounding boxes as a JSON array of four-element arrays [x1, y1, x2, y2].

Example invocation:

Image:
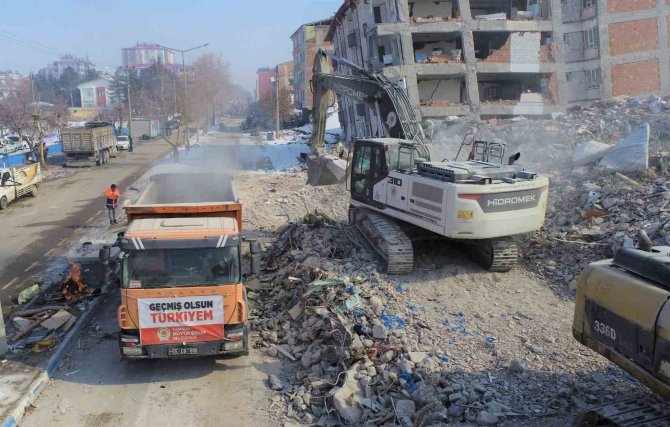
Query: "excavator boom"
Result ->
[[307, 48, 427, 185]]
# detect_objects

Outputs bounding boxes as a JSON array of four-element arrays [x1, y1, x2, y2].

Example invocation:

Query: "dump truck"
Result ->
[[61, 121, 117, 167], [0, 162, 41, 209], [116, 170, 248, 359], [131, 118, 160, 139]]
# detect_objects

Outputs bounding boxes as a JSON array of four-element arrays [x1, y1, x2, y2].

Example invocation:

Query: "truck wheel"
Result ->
[[104, 150, 110, 164], [96, 155, 101, 166], [29, 185, 38, 197], [0, 196, 7, 210]]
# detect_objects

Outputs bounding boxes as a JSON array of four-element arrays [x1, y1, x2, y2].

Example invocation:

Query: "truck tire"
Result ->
[[96, 154, 101, 166], [0, 196, 7, 210], [29, 185, 38, 197]]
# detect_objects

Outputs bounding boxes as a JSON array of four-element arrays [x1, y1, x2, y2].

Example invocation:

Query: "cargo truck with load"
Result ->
[[61, 121, 117, 167], [116, 171, 248, 358]]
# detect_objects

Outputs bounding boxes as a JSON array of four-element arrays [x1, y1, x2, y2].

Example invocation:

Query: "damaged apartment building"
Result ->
[[326, 0, 670, 141]]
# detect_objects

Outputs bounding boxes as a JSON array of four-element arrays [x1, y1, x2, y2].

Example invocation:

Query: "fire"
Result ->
[[61, 261, 93, 302]]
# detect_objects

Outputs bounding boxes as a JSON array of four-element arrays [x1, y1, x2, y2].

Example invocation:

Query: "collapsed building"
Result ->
[[326, 0, 670, 141]]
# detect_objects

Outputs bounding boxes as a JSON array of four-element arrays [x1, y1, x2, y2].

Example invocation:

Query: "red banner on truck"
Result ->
[[138, 296, 224, 345]]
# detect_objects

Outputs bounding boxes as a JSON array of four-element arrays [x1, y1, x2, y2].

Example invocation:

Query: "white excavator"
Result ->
[[307, 49, 549, 274]]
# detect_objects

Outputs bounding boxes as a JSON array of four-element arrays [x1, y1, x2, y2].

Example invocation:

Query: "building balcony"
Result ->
[[415, 62, 467, 77], [470, 19, 553, 32], [475, 62, 557, 73], [479, 101, 563, 116], [376, 20, 463, 37], [420, 104, 471, 117]]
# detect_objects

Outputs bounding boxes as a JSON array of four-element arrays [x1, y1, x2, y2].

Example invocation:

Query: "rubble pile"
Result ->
[[252, 217, 648, 425], [427, 95, 670, 172], [521, 165, 670, 294]]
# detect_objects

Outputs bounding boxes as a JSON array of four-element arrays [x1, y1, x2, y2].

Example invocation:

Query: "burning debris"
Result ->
[[60, 261, 97, 302]]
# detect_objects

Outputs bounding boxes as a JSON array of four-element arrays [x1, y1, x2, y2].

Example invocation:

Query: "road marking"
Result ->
[[86, 216, 95, 224], [24, 261, 39, 272], [2, 277, 18, 290], [45, 248, 55, 256], [56, 238, 67, 247]]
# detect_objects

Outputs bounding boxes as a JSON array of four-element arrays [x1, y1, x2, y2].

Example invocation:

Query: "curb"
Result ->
[[2, 283, 110, 427]]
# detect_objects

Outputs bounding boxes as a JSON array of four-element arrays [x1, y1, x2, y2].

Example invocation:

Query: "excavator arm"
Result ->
[[307, 49, 428, 185]]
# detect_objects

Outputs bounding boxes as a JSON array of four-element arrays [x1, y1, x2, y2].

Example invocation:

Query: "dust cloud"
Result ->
[[426, 116, 574, 172]]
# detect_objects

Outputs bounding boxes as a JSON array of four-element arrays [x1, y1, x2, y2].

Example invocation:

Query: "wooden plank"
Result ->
[[40, 309, 74, 330]]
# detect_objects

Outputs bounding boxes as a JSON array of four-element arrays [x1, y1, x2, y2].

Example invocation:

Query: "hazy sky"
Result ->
[[0, 0, 341, 92]]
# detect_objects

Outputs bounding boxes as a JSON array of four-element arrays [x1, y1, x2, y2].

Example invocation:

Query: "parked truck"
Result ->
[[61, 121, 117, 167], [116, 171, 249, 358], [0, 162, 41, 209], [131, 118, 160, 140]]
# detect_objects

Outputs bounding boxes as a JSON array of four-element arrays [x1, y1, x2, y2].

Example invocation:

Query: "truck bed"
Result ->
[[125, 172, 242, 230]]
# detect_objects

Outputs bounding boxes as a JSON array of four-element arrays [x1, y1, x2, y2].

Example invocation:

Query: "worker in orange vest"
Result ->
[[105, 184, 121, 224]]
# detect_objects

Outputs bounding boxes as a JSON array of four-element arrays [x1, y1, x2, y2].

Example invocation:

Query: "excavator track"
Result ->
[[472, 237, 518, 272], [575, 399, 670, 427], [349, 206, 413, 275]]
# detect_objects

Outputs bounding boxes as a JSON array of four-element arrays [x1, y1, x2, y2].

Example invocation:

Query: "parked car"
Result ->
[[0, 139, 17, 154], [6, 136, 31, 152], [116, 135, 130, 150]]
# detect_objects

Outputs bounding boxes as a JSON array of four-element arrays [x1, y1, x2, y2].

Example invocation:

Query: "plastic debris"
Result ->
[[17, 283, 41, 305], [380, 308, 407, 329]]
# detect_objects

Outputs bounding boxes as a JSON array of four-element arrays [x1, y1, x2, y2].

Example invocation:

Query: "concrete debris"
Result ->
[[267, 374, 284, 391], [599, 124, 650, 172], [251, 159, 667, 425]]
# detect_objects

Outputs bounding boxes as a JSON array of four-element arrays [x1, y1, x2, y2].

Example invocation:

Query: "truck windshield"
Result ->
[[122, 247, 240, 288]]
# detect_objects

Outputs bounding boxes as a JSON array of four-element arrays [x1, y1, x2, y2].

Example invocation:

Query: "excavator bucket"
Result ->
[[306, 154, 348, 186]]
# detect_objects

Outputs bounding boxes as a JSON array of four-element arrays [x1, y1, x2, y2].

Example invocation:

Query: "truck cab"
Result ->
[[117, 172, 248, 359]]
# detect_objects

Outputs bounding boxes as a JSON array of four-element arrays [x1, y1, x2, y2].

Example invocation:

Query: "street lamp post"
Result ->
[[158, 43, 209, 150]]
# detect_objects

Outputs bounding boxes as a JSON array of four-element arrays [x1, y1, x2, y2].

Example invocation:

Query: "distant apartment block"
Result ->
[[0, 70, 27, 101], [43, 55, 95, 78], [122, 42, 179, 72], [77, 78, 114, 109], [275, 60, 294, 93], [256, 67, 275, 102], [326, 0, 670, 138], [291, 19, 333, 111]]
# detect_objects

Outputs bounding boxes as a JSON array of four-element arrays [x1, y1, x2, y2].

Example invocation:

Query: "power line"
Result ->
[[0, 34, 57, 57], [0, 30, 62, 55]]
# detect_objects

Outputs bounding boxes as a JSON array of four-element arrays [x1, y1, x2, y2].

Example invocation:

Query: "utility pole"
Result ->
[[158, 43, 209, 151], [126, 67, 133, 141], [273, 78, 280, 139]]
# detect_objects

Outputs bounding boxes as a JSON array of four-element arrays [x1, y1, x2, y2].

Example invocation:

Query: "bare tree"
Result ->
[[33, 98, 69, 168], [0, 80, 33, 146], [260, 85, 294, 127], [190, 53, 231, 136]]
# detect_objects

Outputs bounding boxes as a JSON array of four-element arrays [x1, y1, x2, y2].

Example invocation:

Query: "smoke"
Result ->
[[141, 135, 308, 204]]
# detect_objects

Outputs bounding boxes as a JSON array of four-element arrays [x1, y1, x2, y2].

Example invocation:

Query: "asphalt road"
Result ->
[[20, 128, 278, 427], [21, 290, 275, 427], [0, 139, 170, 311]]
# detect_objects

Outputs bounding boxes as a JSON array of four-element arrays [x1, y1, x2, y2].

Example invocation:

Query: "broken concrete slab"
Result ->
[[573, 140, 613, 166], [599, 124, 650, 172], [330, 367, 363, 423]]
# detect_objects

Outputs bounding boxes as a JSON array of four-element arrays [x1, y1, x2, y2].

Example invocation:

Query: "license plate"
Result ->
[[168, 346, 199, 356]]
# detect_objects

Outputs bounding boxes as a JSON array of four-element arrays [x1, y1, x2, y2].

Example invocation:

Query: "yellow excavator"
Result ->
[[306, 48, 548, 274], [573, 230, 670, 425]]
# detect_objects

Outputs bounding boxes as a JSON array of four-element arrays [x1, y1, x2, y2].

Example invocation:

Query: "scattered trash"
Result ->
[[17, 284, 40, 305]]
